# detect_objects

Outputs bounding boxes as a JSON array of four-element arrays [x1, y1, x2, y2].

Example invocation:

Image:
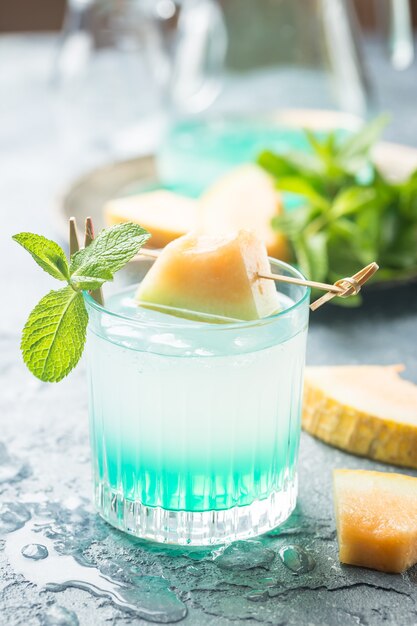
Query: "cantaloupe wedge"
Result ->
[[135, 230, 280, 321], [200, 164, 289, 261], [104, 190, 200, 249], [334, 469, 417, 573], [303, 365, 417, 469]]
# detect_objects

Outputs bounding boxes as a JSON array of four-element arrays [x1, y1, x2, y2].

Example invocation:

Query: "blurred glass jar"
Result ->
[[55, 0, 415, 127], [54, 0, 413, 172], [141, 0, 373, 193], [135, 0, 373, 118]]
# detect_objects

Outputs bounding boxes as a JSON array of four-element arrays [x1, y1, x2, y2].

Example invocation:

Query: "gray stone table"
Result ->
[[1, 34, 417, 626]]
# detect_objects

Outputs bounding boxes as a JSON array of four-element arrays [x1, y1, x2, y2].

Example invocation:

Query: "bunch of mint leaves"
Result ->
[[13, 223, 150, 383], [258, 115, 417, 305]]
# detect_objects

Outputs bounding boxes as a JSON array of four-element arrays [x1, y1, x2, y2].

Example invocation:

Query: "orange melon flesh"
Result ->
[[303, 365, 417, 468], [334, 469, 417, 573], [200, 164, 289, 261], [104, 190, 200, 249], [135, 230, 280, 321]]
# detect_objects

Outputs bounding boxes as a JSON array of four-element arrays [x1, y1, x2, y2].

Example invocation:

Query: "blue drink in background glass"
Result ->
[[85, 258, 309, 545], [156, 117, 353, 199]]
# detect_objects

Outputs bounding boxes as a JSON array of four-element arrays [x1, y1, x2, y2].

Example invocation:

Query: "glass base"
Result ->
[[94, 477, 297, 546]]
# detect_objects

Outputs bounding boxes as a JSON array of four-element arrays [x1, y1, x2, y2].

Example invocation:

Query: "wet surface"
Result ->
[[0, 442, 30, 485], [2, 34, 417, 626], [1, 238, 417, 626], [2, 349, 417, 626]]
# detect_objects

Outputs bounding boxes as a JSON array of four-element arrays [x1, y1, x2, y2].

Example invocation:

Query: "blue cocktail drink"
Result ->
[[85, 258, 309, 545]]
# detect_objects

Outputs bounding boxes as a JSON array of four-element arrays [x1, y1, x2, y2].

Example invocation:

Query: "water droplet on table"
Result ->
[[278, 544, 316, 574], [40, 604, 79, 626], [110, 576, 187, 623], [246, 589, 269, 602], [0, 502, 31, 534], [215, 541, 275, 570], [258, 576, 279, 588], [22, 543, 49, 560]]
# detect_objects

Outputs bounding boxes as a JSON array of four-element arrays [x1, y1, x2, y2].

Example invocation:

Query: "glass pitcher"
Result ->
[[53, 0, 414, 161], [137, 0, 371, 118], [139, 0, 414, 117]]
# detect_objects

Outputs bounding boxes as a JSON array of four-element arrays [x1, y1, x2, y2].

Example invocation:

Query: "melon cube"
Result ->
[[200, 164, 289, 261], [104, 189, 200, 249], [334, 469, 417, 573], [135, 230, 280, 321]]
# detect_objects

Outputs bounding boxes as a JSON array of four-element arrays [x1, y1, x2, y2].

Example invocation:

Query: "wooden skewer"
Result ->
[[134, 248, 159, 260], [84, 216, 94, 248], [309, 262, 379, 311], [69, 217, 80, 256], [84, 217, 104, 305], [68, 216, 104, 305], [135, 249, 378, 309], [258, 272, 345, 295]]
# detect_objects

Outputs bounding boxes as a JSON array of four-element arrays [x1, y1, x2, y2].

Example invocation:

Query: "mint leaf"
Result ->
[[13, 233, 69, 281], [257, 149, 320, 178], [71, 260, 114, 282], [330, 187, 378, 219], [295, 232, 328, 283], [70, 276, 108, 290], [271, 206, 314, 238], [70, 223, 150, 276], [275, 177, 330, 211], [328, 218, 359, 240], [21, 286, 87, 383], [257, 150, 302, 177], [338, 115, 389, 171], [305, 129, 334, 162]]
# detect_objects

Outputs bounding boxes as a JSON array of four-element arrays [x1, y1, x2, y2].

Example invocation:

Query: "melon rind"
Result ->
[[303, 365, 417, 469]]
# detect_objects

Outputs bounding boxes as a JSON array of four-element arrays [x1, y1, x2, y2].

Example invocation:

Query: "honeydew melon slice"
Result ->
[[135, 230, 281, 321], [334, 469, 417, 573], [200, 164, 289, 261], [104, 189, 200, 249]]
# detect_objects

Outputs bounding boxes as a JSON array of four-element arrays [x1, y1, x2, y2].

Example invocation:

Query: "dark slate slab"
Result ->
[[1, 34, 417, 626]]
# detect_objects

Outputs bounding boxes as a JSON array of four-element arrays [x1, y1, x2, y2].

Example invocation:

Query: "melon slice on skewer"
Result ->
[[303, 364, 417, 469], [104, 190, 200, 249], [200, 164, 289, 261], [334, 469, 417, 573], [135, 230, 281, 321]]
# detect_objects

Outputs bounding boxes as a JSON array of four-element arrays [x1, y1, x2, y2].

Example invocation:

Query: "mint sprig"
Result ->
[[13, 223, 150, 382], [257, 115, 410, 306]]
